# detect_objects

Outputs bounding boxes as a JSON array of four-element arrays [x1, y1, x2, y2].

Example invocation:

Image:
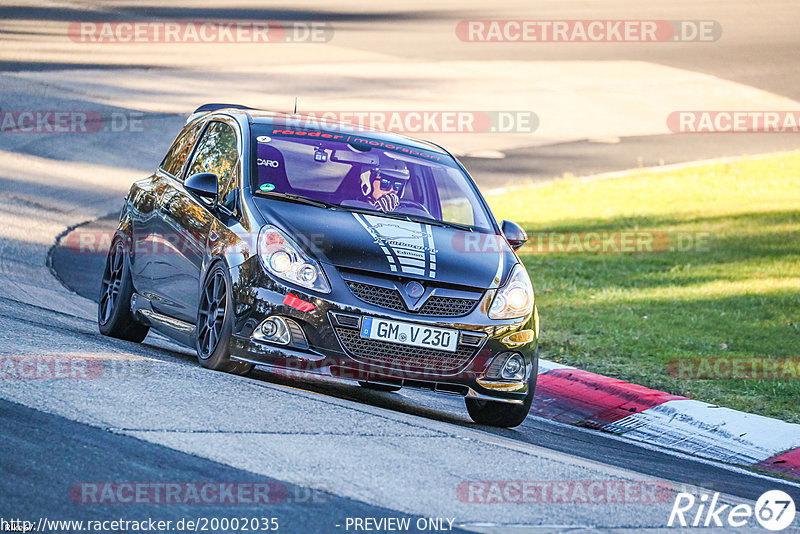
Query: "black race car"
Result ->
[[98, 104, 539, 427]]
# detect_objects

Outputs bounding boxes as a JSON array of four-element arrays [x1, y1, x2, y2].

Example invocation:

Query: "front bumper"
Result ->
[[227, 257, 539, 404]]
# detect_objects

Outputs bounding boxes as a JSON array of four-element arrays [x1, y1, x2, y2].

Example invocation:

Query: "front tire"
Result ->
[[98, 238, 149, 342], [465, 376, 535, 428], [196, 263, 253, 376]]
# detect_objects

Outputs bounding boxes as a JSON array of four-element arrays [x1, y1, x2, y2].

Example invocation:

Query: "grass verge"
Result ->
[[485, 152, 800, 423]]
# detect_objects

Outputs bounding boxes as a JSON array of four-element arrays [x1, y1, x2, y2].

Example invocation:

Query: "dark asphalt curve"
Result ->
[[0, 398, 469, 534]]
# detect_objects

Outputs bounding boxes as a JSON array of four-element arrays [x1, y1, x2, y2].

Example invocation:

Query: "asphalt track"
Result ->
[[3, 0, 800, 532], [2, 398, 445, 533]]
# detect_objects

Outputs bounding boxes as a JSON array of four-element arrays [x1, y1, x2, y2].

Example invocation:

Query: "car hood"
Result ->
[[252, 197, 516, 289]]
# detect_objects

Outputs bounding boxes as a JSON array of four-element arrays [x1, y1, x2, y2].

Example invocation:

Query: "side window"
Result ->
[[186, 121, 240, 212], [160, 122, 203, 178], [432, 167, 489, 228], [219, 166, 240, 213]]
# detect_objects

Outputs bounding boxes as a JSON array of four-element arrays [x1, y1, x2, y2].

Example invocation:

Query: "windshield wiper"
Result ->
[[423, 218, 474, 232], [254, 191, 336, 210], [393, 212, 474, 232]]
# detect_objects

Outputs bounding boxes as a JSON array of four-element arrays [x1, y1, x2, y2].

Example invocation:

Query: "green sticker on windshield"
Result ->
[[260, 183, 275, 192]]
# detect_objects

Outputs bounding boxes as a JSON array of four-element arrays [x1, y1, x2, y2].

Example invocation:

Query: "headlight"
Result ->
[[489, 263, 534, 319], [257, 225, 331, 293]]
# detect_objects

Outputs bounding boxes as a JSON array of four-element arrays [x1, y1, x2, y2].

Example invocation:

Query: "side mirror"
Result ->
[[501, 220, 528, 251], [184, 172, 218, 202]]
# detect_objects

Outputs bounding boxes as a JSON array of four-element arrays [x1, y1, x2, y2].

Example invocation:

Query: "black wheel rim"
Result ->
[[198, 270, 226, 358], [99, 241, 124, 325]]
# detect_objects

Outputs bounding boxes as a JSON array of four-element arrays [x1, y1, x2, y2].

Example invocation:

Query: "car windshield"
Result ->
[[249, 126, 494, 231]]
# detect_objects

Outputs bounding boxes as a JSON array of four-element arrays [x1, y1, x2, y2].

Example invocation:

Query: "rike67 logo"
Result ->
[[669, 490, 796, 531]]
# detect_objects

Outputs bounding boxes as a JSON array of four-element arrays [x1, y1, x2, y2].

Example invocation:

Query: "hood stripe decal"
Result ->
[[424, 224, 436, 279], [353, 213, 438, 279], [353, 213, 398, 272]]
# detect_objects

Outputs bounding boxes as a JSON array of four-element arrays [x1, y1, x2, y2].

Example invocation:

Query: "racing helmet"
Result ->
[[360, 159, 410, 196]]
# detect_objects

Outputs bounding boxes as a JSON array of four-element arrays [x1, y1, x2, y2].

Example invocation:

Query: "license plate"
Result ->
[[360, 317, 458, 353]]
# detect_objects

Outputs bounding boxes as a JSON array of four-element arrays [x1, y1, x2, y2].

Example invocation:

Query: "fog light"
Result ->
[[485, 351, 526, 381], [254, 317, 291, 345], [260, 320, 277, 337], [501, 353, 525, 380]]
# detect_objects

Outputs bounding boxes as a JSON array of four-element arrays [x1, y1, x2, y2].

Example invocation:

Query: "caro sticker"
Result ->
[[259, 183, 276, 192], [256, 136, 272, 143]]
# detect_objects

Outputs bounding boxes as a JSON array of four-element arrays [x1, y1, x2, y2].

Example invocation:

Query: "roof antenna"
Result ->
[[293, 97, 298, 114]]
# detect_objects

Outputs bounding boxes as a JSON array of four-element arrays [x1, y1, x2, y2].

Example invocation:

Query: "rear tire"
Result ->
[[465, 376, 535, 428], [358, 381, 402, 392], [196, 263, 253, 376], [98, 238, 149, 342]]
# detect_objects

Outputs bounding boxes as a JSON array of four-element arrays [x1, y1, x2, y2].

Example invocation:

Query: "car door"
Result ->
[[130, 120, 204, 302], [154, 119, 242, 323]]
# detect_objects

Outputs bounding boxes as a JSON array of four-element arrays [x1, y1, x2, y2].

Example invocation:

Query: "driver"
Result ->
[[359, 160, 409, 213]]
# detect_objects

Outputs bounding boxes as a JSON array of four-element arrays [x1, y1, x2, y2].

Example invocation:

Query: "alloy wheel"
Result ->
[[99, 240, 124, 325], [198, 270, 227, 358]]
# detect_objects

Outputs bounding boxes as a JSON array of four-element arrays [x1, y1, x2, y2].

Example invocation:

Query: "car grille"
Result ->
[[346, 281, 406, 312], [334, 327, 479, 373], [417, 295, 478, 316], [345, 281, 479, 317]]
